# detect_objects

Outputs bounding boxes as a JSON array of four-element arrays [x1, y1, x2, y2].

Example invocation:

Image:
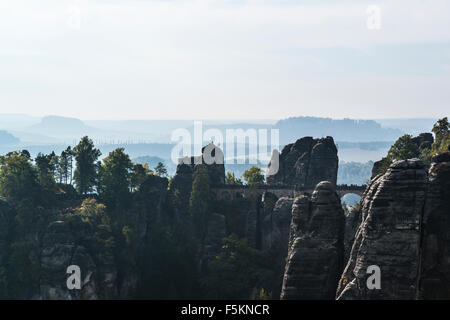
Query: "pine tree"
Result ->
[[98, 148, 132, 208], [73, 136, 101, 195], [154, 162, 168, 177]]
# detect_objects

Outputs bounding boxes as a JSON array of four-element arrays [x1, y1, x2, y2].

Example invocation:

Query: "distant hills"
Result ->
[[0, 130, 20, 146], [25, 115, 102, 140], [274, 117, 404, 143], [376, 118, 438, 136], [0, 113, 441, 165], [1, 113, 438, 146]]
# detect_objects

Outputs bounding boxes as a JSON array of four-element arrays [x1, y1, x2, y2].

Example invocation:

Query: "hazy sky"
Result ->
[[1, 0, 449, 120]]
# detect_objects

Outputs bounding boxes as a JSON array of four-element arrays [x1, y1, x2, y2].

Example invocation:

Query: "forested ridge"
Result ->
[[0, 136, 279, 299], [0, 118, 448, 299]]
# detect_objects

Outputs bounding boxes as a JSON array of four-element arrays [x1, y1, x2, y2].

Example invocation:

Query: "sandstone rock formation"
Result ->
[[40, 220, 117, 300], [412, 132, 434, 151], [267, 136, 338, 188], [244, 206, 259, 249], [280, 181, 345, 300], [419, 152, 450, 299], [337, 159, 428, 300], [201, 213, 227, 272], [172, 143, 225, 192], [261, 197, 293, 252], [370, 158, 386, 180], [343, 206, 361, 263]]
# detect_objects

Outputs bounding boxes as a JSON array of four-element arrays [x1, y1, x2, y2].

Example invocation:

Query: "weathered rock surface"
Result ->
[[201, 213, 227, 272], [40, 219, 117, 300], [336, 159, 428, 300], [343, 206, 361, 263], [261, 197, 294, 252], [245, 207, 259, 249], [267, 136, 338, 188], [419, 152, 450, 299], [119, 174, 169, 298], [172, 143, 225, 194], [411, 132, 434, 151], [280, 181, 345, 300], [370, 157, 387, 180]]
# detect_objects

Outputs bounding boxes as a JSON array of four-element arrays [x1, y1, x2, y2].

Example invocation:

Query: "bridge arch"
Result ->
[[340, 193, 362, 207]]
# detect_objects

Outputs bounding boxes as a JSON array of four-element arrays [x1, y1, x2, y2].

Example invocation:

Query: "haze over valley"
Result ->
[[0, 113, 437, 185]]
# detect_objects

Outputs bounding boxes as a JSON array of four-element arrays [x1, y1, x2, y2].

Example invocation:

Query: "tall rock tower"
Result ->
[[280, 181, 345, 300], [267, 136, 338, 188]]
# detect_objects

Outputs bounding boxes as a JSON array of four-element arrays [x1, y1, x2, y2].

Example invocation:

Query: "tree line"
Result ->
[[0, 136, 169, 205], [375, 117, 450, 174]]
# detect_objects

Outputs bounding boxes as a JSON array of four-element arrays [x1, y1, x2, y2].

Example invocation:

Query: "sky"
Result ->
[[0, 0, 449, 120]]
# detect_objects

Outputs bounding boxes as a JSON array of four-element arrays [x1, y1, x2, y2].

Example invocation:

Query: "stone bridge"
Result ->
[[212, 184, 366, 201]]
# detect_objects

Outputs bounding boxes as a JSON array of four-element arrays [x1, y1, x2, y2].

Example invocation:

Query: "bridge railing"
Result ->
[[212, 183, 366, 191]]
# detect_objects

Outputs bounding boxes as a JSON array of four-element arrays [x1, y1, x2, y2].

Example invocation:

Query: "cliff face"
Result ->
[[419, 152, 450, 299], [336, 154, 450, 300], [280, 181, 345, 300], [370, 158, 386, 180], [40, 220, 117, 300], [39, 175, 169, 300], [172, 143, 225, 194], [267, 136, 338, 188], [261, 197, 293, 252], [201, 213, 227, 272], [343, 206, 361, 263], [3, 137, 450, 300], [337, 159, 428, 299], [411, 133, 434, 151]]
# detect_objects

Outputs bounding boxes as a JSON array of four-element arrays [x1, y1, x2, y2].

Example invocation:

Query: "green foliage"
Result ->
[[76, 198, 107, 220], [419, 117, 450, 165], [376, 134, 422, 176], [0, 197, 45, 299], [431, 117, 450, 154], [7, 241, 40, 298], [35, 152, 57, 194], [387, 134, 419, 162], [225, 170, 243, 185], [135, 226, 200, 299], [379, 118, 450, 176], [98, 148, 132, 209], [337, 161, 373, 185], [263, 192, 278, 215], [0, 151, 41, 203], [257, 288, 272, 300], [73, 136, 101, 195], [241, 166, 265, 186], [154, 162, 168, 177], [189, 165, 211, 239], [432, 117, 450, 146], [57, 146, 73, 184], [376, 156, 393, 176], [72, 198, 115, 252], [218, 198, 252, 238], [130, 163, 153, 191], [200, 234, 275, 299]]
